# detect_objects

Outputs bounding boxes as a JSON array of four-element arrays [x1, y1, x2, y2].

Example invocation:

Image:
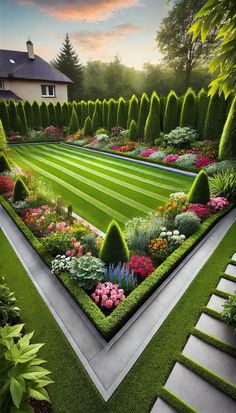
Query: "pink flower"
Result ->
[[70, 237, 77, 243], [163, 154, 180, 163], [86, 251, 92, 256], [140, 148, 156, 157], [104, 299, 113, 309], [195, 156, 215, 168]]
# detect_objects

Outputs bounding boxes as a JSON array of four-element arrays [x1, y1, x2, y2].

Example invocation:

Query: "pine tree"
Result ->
[[0, 100, 9, 131], [99, 220, 129, 266], [197, 89, 209, 139], [52, 33, 83, 101], [68, 108, 79, 134], [102, 99, 109, 129], [81, 101, 88, 126], [137, 93, 149, 137], [187, 170, 210, 204], [13, 177, 29, 202], [219, 96, 236, 160], [62, 102, 70, 127], [48, 102, 56, 126], [88, 100, 95, 119], [107, 99, 117, 130], [129, 120, 139, 141], [92, 99, 102, 132], [144, 92, 161, 144], [0, 119, 7, 152], [55, 101, 63, 128], [117, 97, 128, 129], [127, 95, 139, 128], [180, 88, 197, 129], [83, 116, 93, 135], [24, 100, 32, 129], [8, 99, 18, 131], [17, 101, 28, 136], [0, 153, 11, 172], [204, 94, 226, 140], [163, 90, 179, 134], [40, 101, 50, 128], [31, 101, 42, 130]]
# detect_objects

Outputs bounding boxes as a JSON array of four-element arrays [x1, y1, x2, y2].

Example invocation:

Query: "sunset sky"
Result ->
[[0, 0, 172, 69]]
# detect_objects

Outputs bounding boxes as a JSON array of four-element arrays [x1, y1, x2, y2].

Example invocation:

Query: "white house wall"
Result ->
[[4, 79, 68, 103]]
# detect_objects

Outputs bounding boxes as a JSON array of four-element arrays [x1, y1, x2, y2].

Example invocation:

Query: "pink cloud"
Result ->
[[18, 0, 141, 22]]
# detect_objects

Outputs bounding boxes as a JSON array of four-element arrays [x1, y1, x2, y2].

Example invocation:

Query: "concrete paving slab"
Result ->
[[207, 294, 226, 313], [196, 313, 236, 347], [217, 278, 236, 295], [232, 253, 236, 262], [183, 335, 236, 385], [225, 264, 236, 278], [151, 398, 177, 413], [165, 363, 236, 413]]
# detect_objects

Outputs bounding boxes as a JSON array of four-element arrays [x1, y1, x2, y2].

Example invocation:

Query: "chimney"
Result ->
[[26, 40, 35, 60]]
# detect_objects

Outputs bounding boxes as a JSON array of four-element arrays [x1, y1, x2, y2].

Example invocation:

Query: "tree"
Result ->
[[157, 0, 215, 88], [88, 100, 95, 119], [189, 0, 236, 97], [187, 170, 210, 204], [40, 101, 50, 128], [13, 177, 29, 202], [83, 116, 93, 135], [55, 102, 63, 128], [76, 102, 82, 125], [68, 108, 79, 134], [24, 100, 32, 129], [204, 94, 226, 140], [99, 220, 129, 266], [144, 92, 161, 144], [137, 93, 149, 137], [127, 95, 139, 128], [117, 97, 127, 128], [31, 101, 42, 130], [102, 99, 109, 129], [163, 90, 179, 133], [62, 102, 70, 127], [107, 99, 117, 130], [129, 120, 139, 141], [0, 119, 7, 152], [81, 101, 88, 126], [8, 99, 18, 131], [180, 88, 197, 128], [219, 96, 236, 161], [52, 33, 83, 101], [17, 116, 23, 136], [0, 100, 9, 131], [92, 99, 102, 132], [197, 89, 209, 138], [48, 102, 56, 126]]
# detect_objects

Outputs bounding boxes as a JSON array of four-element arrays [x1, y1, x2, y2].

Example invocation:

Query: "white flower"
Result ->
[[180, 234, 186, 240], [160, 226, 167, 231], [167, 231, 172, 236], [173, 230, 179, 235], [160, 232, 167, 237]]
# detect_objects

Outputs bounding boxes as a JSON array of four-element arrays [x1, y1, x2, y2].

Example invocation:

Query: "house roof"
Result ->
[[0, 90, 22, 101], [0, 49, 73, 84]]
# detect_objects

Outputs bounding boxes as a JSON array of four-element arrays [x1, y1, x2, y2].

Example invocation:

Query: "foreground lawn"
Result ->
[[9, 144, 193, 231]]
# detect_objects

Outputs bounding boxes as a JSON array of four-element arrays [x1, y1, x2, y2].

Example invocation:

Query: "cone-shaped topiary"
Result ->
[[0, 119, 7, 152], [8, 99, 18, 131], [204, 94, 226, 140], [107, 99, 117, 130], [13, 177, 30, 202], [16, 101, 28, 136], [187, 170, 210, 205], [0, 100, 9, 130], [117, 97, 127, 128], [180, 88, 197, 129], [127, 95, 139, 128], [137, 93, 149, 137], [81, 101, 88, 126], [17, 115, 24, 136], [24, 100, 32, 129], [163, 90, 179, 134], [48, 102, 56, 126], [88, 100, 95, 119], [0, 153, 11, 172], [144, 92, 161, 144], [76, 102, 82, 126], [129, 120, 139, 141], [62, 102, 69, 127], [55, 101, 63, 128], [102, 99, 109, 129], [83, 116, 93, 135], [92, 99, 102, 132], [32, 100, 42, 130], [219, 96, 236, 160], [68, 108, 79, 134], [99, 220, 129, 266], [40, 101, 50, 128], [197, 89, 209, 139]]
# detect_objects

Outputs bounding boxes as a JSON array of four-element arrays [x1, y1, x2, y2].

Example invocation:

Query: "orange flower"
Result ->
[[159, 206, 164, 211], [182, 205, 187, 212]]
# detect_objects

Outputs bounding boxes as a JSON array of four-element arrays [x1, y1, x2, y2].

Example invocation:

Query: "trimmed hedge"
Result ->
[[219, 96, 236, 161], [32, 100, 42, 130], [137, 93, 149, 137], [127, 95, 139, 128], [107, 98, 117, 131], [24, 100, 33, 129], [0, 100, 9, 130], [48, 102, 56, 126], [180, 88, 197, 129], [0, 119, 7, 152], [8, 99, 18, 131], [204, 94, 226, 140], [144, 92, 161, 144], [55, 101, 63, 128], [92, 99, 102, 132], [129, 120, 139, 141], [83, 116, 93, 135], [197, 88, 209, 139], [40, 101, 50, 129], [62, 102, 70, 127], [17, 101, 28, 136], [163, 90, 179, 134], [117, 97, 127, 129], [68, 108, 79, 134], [102, 99, 109, 129]]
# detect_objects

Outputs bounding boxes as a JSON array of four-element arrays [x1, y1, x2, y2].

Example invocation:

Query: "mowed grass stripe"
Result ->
[[13, 149, 129, 224]]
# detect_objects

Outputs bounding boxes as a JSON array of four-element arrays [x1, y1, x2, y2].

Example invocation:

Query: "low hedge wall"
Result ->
[[0, 194, 234, 341]]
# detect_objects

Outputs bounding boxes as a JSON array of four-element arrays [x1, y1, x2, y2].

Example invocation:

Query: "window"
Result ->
[[9, 59, 15, 64], [0, 79, 4, 89], [41, 85, 56, 97]]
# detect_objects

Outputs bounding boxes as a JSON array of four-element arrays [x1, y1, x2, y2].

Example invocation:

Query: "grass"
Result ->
[[8, 143, 193, 231], [1, 215, 236, 412]]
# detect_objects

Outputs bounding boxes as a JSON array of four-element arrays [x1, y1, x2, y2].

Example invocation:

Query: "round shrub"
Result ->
[[68, 256, 105, 290], [149, 150, 167, 160], [174, 212, 201, 237], [13, 177, 30, 202], [175, 154, 197, 167]]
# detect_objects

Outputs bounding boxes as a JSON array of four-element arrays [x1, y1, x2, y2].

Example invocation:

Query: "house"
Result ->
[[0, 41, 72, 103]]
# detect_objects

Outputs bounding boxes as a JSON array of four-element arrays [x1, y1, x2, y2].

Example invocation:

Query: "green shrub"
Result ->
[[13, 177, 30, 202], [180, 88, 197, 129], [40, 101, 50, 128], [0, 100, 9, 131], [129, 120, 139, 141], [82, 233, 100, 256], [163, 90, 179, 134], [137, 93, 149, 137], [144, 92, 161, 144], [197, 89, 209, 139], [24, 100, 32, 129], [206, 160, 236, 176], [0, 283, 19, 326], [222, 291, 236, 333], [92, 100, 102, 132], [55, 101, 63, 128], [124, 215, 164, 253], [48, 102, 56, 126], [107, 98, 117, 130], [99, 220, 129, 266], [127, 94, 139, 128], [76, 102, 81, 125], [68, 256, 105, 289], [8, 99, 18, 131], [32, 100, 42, 130], [16, 115, 23, 136], [102, 99, 109, 129], [62, 102, 70, 127], [68, 108, 79, 134], [219, 96, 236, 160], [209, 169, 236, 201], [0, 119, 7, 152], [174, 212, 201, 237], [187, 170, 210, 204], [163, 127, 197, 148], [117, 97, 127, 128], [204, 94, 226, 140], [175, 153, 197, 167], [16, 101, 28, 136], [81, 100, 88, 125], [0, 154, 10, 172], [42, 231, 73, 256], [83, 116, 93, 135], [88, 100, 95, 119]]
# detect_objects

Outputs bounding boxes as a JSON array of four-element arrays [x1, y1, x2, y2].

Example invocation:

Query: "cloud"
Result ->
[[18, 0, 141, 22], [72, 23, 143, 53]]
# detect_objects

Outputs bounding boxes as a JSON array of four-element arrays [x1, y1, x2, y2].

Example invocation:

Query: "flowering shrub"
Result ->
[[68, 255, 105, 289], [163, 127, 197, 148], [193, 140, 218, 158], [163, 154, 180, 163], [0, 176, 15, 195], [8, 134, 23, 142], [44, 126, 63, 138], [111, 145, 122, 151], [148, 229, 185, 263], [104, 263, 137, 292], [195, 156, 215, 169], [207, 197, 229, 211], [149, 150, 167, 160], [66, 237, 90, 257], [158, 194, 188, 220], [19, 205, 59, 237], [128, 256, 155, 278], [189, 203, 212, 221], [110, 126, 125, 139], [91, 282, 125, 309], [175, 154, 197, 167], [51, 255, 74, 275]]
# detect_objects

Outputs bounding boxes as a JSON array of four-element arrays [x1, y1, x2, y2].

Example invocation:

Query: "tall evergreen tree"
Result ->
[[0, 100, 9, 131], [127, 95, 139, 128], [197, 89, 209, 139], [102, 99, 109, 129], [88, 100, 95, 119], [163, 90, 179, 133], [137, 93, 149, 137], [68, 108, 79, 134], [219, 96, 236, 161], [144, 92, 161, 144], [32, 101, 42, 130], [8, 99, 18, 132], [48, 102, 56, 126], [107, 99, 117, 130], [81, 100, 88, 126], [62, 102, 70, 127], [204, 94, 226, 140], [52, 33, 83, 101], [40, 101, 50, 128], [180, 88, 197, 128], [17, 101, 28, 136], [55, 101, 63, 128], [24, 100, 32, 129], [117, 97, 127, 129]]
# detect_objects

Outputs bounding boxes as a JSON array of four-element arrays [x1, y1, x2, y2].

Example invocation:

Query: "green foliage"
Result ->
[[42, 231, 73, 256], [68, 108, 79, 134], [144, 92, 161, 144], [92, 99, 102, 132], [8, 99, 18, 131], [174, 212, 201, 237], [83, 116, 93, 135], [99, 220, 129, 266], [164, 127, 197, 148], [102, 99, 109, 129], [197, 89, 209, 138], [48, 102, 56, 126], [219, 96, 236, 161], [81, 100, 88, 126], [13, 178, 30, 203], [223, 291, 236, 333], [0, 120, 7, 152], [16, 115, 23, 136], [16, 101, 28, 136], [0, 283, 19, 326], [163, 90, 179, 134], [68, 256, 105, 289], [62, 102, 70, 127], [76, 102, 81, 125], [180, 88, 197, 128], [117, 97, 127, 128], [0, 100, 9, 130], [40, 101, 50, 128], [88, 100, 95, 119], [107, 98, 117, 130], [137, 93, 149, 137], [32, 100, 42, 130], [204, 94, 226, 140], [24, 100, 32, 129], [55, 101, 63, 128], [127, 95, 139, 128], [124, 215, 164, 253], [187, 170, 210, 204], [0, 154, 10, 173], [129, 120, 139, 141], [209, 169, 236, 201]]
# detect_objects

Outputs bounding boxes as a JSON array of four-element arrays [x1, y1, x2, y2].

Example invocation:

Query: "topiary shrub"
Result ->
[[55, 101, 63, 128], [107, 99, 117, 130], [92, 100, 102, 132], [31, 100, 42, 130], [102, 99, 109, 129], [62, 102, 70, 127], [180, 88, 197, 129], [81, 100, 89, 126], [127, 95, 139, 128], [8, 99, 18, 131], [137, 93, 149, 137], [0, 119, 7, 152], [0, 100, 9, 131], [129, 120, 139, 141], [187, 170, 210, 204], [117, 97, 127, 129], [40, 101, 50, 128], [68, 108, 79, 134], [0, 154, 11, 172], [48, 102, 56, 126], [88, 100, 95, 119], [163, 90, 179, 134], [76, 102, 81, 125], [144, 92, 161, 144], [24, 100, 32, 129], [83, 116, 93, 135], [13, 177, 30, 202], [204, 94, 226, 140], [174, 211, 201, 237], [219, 96, 236, 161], [17, 101, 28, 136], [197, 89, 209, 139], [99, 220, 129, 266]]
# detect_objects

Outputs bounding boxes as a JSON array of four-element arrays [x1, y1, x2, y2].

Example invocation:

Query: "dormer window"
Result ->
[[9, 59, 15, 64], [0, 79, 4, 89]]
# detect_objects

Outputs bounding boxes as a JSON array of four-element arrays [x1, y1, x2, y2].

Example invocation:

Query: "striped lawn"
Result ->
[[9, 144, 193, 231]]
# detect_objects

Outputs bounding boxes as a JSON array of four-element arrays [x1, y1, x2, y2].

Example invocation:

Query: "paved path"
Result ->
[[152, 253, 236, 413], [1, 205, 236, 402]]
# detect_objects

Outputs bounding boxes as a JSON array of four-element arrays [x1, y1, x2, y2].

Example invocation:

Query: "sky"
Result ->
[[0, 0, 172, 69]]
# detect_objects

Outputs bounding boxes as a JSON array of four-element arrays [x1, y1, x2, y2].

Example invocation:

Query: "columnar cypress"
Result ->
[[83, 116, 93, 135], [55, 101, 63, 128], [117, 97, 127, 128], [129, 120, 139, 141], [76, 102, 82, 126], [88, 100, 95, 119], [107, 99, 117, 130], [187, 170, 210, 205], [68, 102, 73, 118], [163, 90, 179, 134], [180, 88, 197, 128], [127, 95, 139, 128], [204, 94, 226, 140], [92, 99, 102, 133], [81, 100, 88, 126], [99, 220, 129, 266], [0, 100, 9, 131], [137, 93, 149, 137], [40, 101, 50, 128], [17, 116, 23, 136], [144, 92, 161, 144], [32, 100, 42, 130], [48, 102, 56, 126], [219, 96, 236, 160], [8, 99, 18, 131], [17, 101, 28, 136], [62, 102, 70, 127], [0, 119, 7, 152], [68, 108, 79, 134], [159, 95, 166, 132], [197, 89, 209, 139], [24, 100, 32, 129], [102, 99, 109, 129]]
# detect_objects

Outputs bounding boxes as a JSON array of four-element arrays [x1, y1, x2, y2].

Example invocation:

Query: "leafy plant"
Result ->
[[175, 153, 197, 167], [163, 127, 197, 148], [68, 256, 105, 289], [174, 211, 201, 237], [42, 231, 73, 256], [51, 255, 74, 275], [209, 169, 236, 201], [149, 150, 167, 160], [222, 291, 236, 333], [0, 282, 19, 326], [206, 160, 236, 176]]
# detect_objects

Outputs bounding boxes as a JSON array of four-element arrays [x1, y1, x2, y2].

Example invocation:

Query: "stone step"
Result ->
[[196, 313, 236, 347], [232, 253, 236, 261], [150, 398, 177, 413], [217, 278, 236, 295], [225, 264, 236, 278], [207, 294, 226, 313]]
